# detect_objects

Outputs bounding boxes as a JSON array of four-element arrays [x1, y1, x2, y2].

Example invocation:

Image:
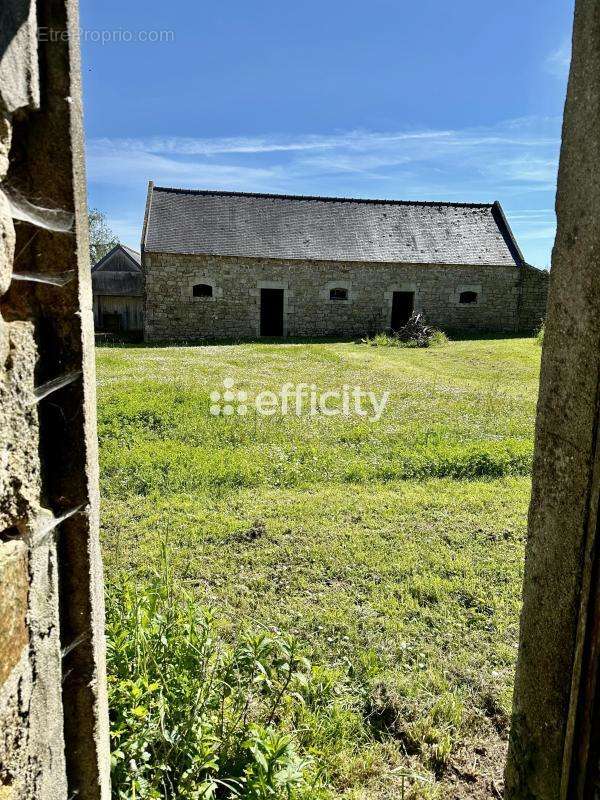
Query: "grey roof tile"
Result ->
[[144, 187, 523, 267]]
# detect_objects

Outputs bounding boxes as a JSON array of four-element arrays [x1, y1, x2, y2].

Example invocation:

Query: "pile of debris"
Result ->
[[390, 313, 439, 347]]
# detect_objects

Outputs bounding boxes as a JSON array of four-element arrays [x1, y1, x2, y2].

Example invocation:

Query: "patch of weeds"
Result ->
[[365, 683, 463, 778], [480, 689, 510, 736], [536, 320, 545, 346], [107, 559, 332, 799]]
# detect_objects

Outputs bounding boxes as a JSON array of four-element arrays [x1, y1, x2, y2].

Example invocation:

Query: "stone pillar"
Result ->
[[0, 1, 110, 798], [505, 1, 600, 797]]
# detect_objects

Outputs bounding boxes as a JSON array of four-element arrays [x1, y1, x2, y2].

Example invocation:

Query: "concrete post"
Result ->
[[505, 1, 600, 796]]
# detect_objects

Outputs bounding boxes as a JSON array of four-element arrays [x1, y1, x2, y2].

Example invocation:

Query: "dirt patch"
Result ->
[[440, 737, 507, 799], [231, 519, 266, 542]]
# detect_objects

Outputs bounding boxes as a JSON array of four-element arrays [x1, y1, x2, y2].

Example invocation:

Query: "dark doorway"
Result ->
[[102, 312, 122, 333], [391, 291, 414, 330], [260, 288, 284, 336]]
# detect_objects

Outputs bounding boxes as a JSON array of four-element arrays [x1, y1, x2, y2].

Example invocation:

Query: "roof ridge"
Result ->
[[151, 185, 493, 209], [91, 243, 142, 271]]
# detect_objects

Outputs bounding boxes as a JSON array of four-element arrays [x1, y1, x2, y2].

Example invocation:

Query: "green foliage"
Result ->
[[107, 560, 330, 799], [89, 207, 119, 266], [363, 332, 414, 348], [99, 435, 531, 497], [428, 330, 449, 348], [536, 320, 545, 346], [96, 338, 538, 499]]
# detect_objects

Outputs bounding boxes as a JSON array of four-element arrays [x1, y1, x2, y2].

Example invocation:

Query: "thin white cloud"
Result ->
[[93, 128, 559, 160], [487, 156, 558, 187], [520, 226, 557, 242], [90, 129, 457, 158], [545, 40, 571, 78], [87, 116, 562, 266], [86, 142, 282, 190], [87, 118, 561, 193]]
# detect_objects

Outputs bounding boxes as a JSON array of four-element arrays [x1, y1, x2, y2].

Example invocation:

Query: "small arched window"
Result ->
[[459, 290, 478, 305], [193, 283, 213, 298], [330, 287, 348, 301]]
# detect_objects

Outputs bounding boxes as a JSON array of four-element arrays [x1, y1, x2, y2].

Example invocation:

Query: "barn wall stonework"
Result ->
[[143, 252, 549, 341]]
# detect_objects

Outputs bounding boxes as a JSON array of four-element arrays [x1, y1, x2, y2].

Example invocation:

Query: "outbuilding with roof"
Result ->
[[140, 183, 548, 341], [92, 244, 144, 337]]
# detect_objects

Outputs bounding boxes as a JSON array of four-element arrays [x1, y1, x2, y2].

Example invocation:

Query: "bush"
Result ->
[[536, 320, 545, 346], [362, 314, 448, 349], [106, 560, 330, 799]]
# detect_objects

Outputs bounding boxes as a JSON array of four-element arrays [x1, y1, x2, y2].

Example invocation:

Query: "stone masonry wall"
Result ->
[[144, 252, 549, 341], [0, 2, 109, 798], [516, 263, 550, 335], [0, 4, 67, 797]]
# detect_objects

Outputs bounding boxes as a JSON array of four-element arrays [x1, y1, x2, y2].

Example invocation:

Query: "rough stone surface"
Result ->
[[0, 321, 39, 532], [0, 0, 40, 113], [0, 190, 16, 296], [0, 647, 32, 798], [505, 0, 600, 796], [144, 251, 549, 341], [0, 115, 11, 180], [26, 516, 68, 800], [1, 1, 109, 797], [0, 531, 66, 800], [0, 541, 28, 687]]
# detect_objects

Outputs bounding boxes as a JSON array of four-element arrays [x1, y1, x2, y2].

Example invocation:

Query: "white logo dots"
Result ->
[[209, 378, 248, 416]]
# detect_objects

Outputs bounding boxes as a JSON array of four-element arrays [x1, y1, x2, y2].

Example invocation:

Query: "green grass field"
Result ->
[[98, 337, 540, 799]]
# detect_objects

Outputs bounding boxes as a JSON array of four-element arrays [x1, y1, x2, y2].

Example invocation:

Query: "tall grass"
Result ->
[[106, 553, 403, 799], [100, 437, 533, 498], [107, 558, 471, 798]]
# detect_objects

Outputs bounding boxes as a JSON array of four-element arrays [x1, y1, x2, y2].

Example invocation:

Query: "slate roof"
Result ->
[[142, 185, 525, 268]]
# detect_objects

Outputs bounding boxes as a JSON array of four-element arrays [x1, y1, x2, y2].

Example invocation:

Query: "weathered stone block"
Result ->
[[0, 540, 28, 687], [0, 321, 39, 532], [0, 115, 11, 180], [0, 190, 16, 295], [0, 0, 40, 113]]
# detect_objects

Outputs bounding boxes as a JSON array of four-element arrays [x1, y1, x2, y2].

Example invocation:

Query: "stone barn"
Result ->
[[92, 244, 144, 338], [141, 183, 549, 341]]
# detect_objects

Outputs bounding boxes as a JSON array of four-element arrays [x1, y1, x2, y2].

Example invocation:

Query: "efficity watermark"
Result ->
[[210, 378, 390, 422]]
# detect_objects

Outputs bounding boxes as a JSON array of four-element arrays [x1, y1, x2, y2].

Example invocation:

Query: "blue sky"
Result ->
[[81, 0, 574, 267]]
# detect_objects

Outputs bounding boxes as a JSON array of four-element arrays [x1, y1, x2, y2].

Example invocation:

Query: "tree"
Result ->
[[88, 208, 118, 266]]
